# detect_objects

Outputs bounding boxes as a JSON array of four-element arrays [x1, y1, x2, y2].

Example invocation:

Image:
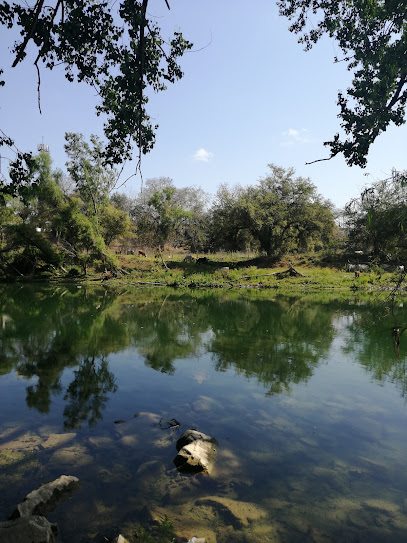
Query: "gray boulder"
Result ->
[[0, 515, 58, 543], [10, 475, 81, 519]]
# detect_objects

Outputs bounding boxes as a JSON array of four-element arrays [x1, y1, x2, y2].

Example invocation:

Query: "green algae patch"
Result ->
[[0, 448, 36, 468]]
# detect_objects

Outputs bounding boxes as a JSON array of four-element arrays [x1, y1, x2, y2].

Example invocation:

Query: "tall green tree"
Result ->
[[209, 183, 255, 252], [278, 0, 407, 166], [20, 151, 64, 228], [210, 165, 336, 257], [99, 203, 133, 247], [3, 148, 122, 274], [1, 151, 64, 273], [64, 133, 116, 224], [132, 177, 209, 250], [147, 186, 190, 250]]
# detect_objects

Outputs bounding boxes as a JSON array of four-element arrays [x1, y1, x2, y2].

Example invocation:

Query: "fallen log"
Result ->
[[274, 265, 305, 278], [236, 265, 305, 281]]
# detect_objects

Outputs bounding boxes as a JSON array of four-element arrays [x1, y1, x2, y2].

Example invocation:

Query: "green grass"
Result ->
[[110, 252, 396, 292], [5, 250, 402, 294]]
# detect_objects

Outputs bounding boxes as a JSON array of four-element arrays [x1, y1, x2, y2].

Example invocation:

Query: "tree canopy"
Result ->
[[278, 0, 407, 167], [131, 177, 209, 251], [210, 165, 336, 256], [1, 0, 407, 175], [1, 140, 134, 275], [64, 132, 116, 221], [0, 0, 192, 196]]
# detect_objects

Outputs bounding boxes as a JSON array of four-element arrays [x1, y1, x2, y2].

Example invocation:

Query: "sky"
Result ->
[[1, 0, 407, 209]]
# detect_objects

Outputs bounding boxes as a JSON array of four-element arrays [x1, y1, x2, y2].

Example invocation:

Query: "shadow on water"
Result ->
[[1, 285, 407, 541]]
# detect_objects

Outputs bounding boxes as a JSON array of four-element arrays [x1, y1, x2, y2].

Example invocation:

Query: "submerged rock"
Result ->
[[9, 475, 81, 519], [0, 515, 58, 543], [174, 430, 217, 474], [148, 504, 217, 543], [48, 445, 92, 468], [195, 496, 268, 528], [40, 433, 77, 450]]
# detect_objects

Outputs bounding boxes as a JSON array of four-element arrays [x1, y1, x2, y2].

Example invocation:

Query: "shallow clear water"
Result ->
[[1, 284, 407, 542]]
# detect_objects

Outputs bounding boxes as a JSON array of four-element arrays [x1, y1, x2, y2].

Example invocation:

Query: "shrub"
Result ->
[[66, 266, 81, 277]]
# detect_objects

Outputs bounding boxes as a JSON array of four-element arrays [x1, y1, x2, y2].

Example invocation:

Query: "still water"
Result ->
[[1, 284, 407, 542]]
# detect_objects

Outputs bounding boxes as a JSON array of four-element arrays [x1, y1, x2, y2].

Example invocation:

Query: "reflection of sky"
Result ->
[[2, 294, 407, 541]]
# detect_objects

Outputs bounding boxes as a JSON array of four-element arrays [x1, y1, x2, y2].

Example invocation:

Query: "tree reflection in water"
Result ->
[[340, 298, 407, 396], [2, 285, 407, 543], [1, 284, 407, 428], [63, 356, 117, 429]]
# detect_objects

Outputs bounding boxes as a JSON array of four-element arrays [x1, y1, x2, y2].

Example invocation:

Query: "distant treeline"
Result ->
[[1, 133, 406, 277]]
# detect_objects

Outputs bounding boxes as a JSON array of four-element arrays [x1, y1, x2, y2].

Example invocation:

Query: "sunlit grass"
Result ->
[[111, 255, 396, 292], [59, 251, 401, 294]]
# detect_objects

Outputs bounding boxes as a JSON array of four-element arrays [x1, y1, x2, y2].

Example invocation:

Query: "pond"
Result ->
[[1, 284, 407, 543]]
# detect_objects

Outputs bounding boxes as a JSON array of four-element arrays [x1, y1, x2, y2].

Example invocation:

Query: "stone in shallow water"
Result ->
[[40, 433, 77, 450], [148, 505, 216, 543], [9, 475, 81, 519], [0, 515, 58, 543], [174, 441, 217, 474], [0, 432, 42, 452], [174, 430, 217, 474], [195, 496, 268, 528], [48, 445, 92, 468]]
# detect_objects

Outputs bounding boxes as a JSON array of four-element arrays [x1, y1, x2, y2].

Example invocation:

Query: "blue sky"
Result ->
[[1, 0, 406, 208]]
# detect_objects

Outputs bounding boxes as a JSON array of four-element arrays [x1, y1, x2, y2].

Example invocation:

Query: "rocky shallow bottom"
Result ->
[[1, 413, 407, 543]]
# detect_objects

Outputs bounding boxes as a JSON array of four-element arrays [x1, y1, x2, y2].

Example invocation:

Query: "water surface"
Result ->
[[1, 285, 407, 542]]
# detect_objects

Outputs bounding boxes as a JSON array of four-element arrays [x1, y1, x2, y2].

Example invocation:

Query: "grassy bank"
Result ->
[[3, 251, 404, 293], [74, 252, 403, 293]]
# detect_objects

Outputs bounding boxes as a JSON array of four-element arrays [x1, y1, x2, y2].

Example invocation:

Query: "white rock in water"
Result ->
[[174, 430, 217, 474]]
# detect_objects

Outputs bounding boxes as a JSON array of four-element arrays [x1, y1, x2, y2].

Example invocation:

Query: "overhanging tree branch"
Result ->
[[12, 0, 45, 67], [387, 74, 407, 110]]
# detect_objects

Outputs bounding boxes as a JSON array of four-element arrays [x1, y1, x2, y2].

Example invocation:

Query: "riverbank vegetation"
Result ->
[[1, 137, 407, 292]]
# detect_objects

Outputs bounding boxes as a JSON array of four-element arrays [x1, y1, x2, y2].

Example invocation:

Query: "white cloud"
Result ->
[[287, 128, 300, 137], [282, 128, 311, 145], [193, 148, 213, 162]]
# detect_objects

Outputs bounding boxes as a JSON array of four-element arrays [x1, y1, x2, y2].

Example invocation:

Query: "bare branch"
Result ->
[[187, 36, 213, 53], [305, 156, 333, 165], [34, 57, 42, 114]]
